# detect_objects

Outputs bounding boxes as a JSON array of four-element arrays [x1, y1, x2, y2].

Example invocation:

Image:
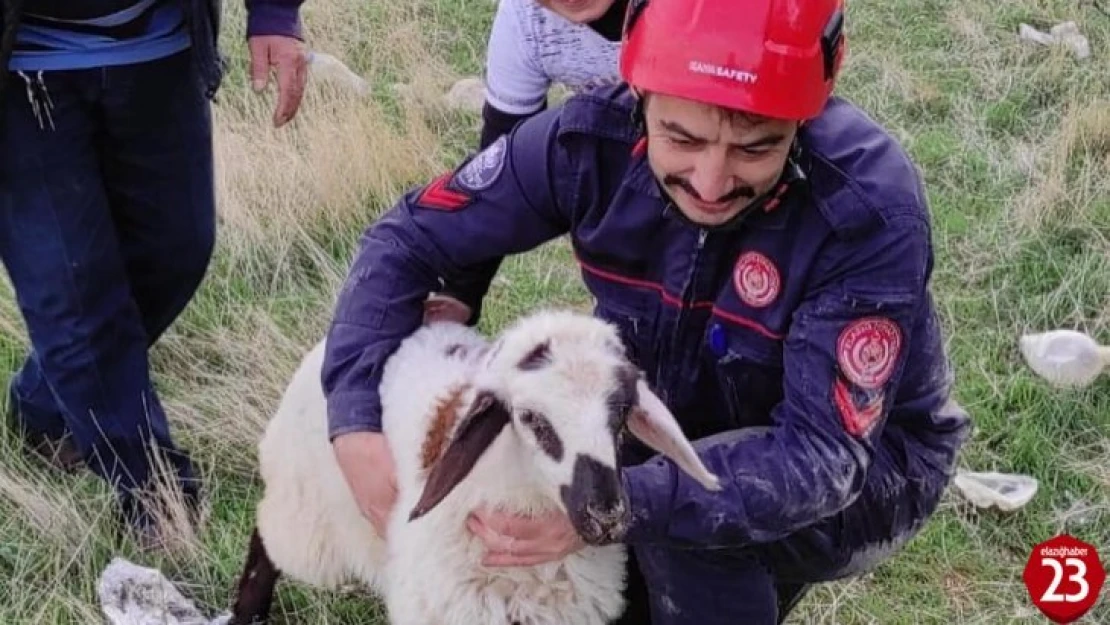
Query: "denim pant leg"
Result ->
[[97, 50, 216, 344], [0, 53, 213, 509]]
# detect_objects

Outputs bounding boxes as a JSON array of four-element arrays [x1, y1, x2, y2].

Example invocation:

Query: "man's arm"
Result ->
[[479, 100, 545, 150], [483, 0, 551, 119], [621, 212, 934, 547], [323, 108, 578, 439]]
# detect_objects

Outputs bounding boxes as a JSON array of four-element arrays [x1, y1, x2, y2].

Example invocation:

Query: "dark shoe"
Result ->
[[23, 428, 85, 473], [4, 387, 84, 473]]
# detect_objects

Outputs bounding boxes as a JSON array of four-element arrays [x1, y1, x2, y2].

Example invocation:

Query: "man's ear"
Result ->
[[409, 390, 512, 521]]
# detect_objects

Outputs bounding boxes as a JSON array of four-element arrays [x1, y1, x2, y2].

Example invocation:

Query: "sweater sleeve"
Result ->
[[245, 0, 305, 40], [483, 0, 550, 116]]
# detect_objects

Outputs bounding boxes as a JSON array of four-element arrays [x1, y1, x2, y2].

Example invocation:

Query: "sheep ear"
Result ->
[[627, 378, 722, 492], [409, 390, 512, 521]]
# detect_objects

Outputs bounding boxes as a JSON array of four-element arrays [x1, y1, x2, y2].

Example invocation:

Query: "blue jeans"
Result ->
[[0, 49, 214, 518]]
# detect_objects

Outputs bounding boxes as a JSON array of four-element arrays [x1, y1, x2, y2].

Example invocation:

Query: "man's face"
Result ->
[[643, 93, 798, 227], [536, 0, 616, 23]]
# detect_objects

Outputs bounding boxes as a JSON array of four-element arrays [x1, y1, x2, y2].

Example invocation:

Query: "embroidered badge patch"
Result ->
[[833, 378, 884, 437], [414, 172, 473, 211], [836, 317, 903, 390], [453, 134, 508, 192], [732, 251, 781, 308]]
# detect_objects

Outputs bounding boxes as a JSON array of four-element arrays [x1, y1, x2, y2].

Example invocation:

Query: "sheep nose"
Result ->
[[581, 500, 628, 544], [586, 499, 626, 524]]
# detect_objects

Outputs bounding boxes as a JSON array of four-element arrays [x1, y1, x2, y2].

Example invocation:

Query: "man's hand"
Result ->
[[248, 35, 309, 127], [333, 431, 398, 539], [467, 506, 586, 567]]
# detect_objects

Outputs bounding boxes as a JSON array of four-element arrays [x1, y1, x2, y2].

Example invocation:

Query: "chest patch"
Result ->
[[836, 317, 903, 390], [732, 251, 781, 308], [454, 135, 508, 192]]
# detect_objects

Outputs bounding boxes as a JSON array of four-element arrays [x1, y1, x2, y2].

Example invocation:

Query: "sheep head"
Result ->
[[408, 309, 722, 546]]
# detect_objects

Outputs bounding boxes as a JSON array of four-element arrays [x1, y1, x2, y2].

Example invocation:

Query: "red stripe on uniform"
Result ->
[[415, 172, 472, 211], [631, 137, 648, 157], [574, 256, 785, 340]]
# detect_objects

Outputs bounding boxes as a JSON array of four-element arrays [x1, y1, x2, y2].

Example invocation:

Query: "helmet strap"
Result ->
[[821, 9, 845, 81], [630, 92, 646, 135]]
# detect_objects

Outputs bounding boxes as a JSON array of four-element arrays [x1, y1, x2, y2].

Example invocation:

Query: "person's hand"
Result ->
[[333, 431, 398, 538], [466, 506, 586, 567], [248, 35, 309, 127]]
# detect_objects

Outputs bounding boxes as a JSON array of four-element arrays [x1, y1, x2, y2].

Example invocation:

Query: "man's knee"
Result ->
[[164, 221, 215, 292], [692, 426, 773, 451], [124, 206, 215, 336]]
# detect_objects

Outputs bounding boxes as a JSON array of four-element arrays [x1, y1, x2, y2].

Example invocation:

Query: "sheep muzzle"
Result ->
[[560, 454, 629, 546]]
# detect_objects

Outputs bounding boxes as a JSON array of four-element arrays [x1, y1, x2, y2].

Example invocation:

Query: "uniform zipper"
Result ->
[[657, 227, 709, 402]]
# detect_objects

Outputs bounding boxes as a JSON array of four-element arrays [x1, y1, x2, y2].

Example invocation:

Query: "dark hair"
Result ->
[[641, 90, 775, 128]]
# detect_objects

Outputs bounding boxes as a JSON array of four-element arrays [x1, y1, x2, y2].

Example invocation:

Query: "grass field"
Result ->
[[1, 0, 1108, 622]]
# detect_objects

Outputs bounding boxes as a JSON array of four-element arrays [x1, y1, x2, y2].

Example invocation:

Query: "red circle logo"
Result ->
[[1023, 534, 1105, 623], [732, 251, 780, 308], [836, 317, 903, 390]]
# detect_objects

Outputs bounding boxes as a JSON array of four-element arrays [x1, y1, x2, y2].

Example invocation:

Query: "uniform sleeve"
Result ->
[[322, 109, 577, 439], [483, 0, 551, 116], [621, 213, 933, 547]]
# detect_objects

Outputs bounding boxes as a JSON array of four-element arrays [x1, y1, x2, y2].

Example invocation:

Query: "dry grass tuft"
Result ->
[[1011, 98, 1110, 230]]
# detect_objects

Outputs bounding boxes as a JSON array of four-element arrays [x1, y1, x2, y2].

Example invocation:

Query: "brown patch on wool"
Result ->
[[420, 382, 472, 471]]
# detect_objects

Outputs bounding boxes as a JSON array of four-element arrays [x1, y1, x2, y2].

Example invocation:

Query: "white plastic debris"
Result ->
[[1019, 329, 1108, 389], [98, 557, 231, 625], [954, 470, 1039, 512], [442, 76, 487, 113], [1018, 21, 1091, 59], [307, 50, 371, 97]]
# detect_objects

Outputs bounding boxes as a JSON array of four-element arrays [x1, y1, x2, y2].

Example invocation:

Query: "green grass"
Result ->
[[1, 0, 1108, 622]]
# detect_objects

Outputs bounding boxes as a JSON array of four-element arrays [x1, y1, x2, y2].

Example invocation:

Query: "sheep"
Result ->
[[230, 308, 723, 625]]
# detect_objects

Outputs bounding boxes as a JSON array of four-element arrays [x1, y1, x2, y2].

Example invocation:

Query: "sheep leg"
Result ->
[[230, 527, 282, 624]]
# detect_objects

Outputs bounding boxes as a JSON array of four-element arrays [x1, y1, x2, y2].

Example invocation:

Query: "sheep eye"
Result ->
[[518, 410, 563, 461]]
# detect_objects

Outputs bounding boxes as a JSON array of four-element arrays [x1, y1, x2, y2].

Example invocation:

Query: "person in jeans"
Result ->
[[0, 0, 307, 549]]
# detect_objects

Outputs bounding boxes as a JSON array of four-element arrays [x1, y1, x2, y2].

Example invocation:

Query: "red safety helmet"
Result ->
[[619, 0, 847, 121]]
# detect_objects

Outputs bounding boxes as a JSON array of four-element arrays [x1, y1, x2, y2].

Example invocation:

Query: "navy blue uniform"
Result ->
[[322, 84, 971, 623]]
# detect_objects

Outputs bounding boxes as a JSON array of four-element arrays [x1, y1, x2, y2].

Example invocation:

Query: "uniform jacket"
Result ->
[[322, 84, 970, 548]]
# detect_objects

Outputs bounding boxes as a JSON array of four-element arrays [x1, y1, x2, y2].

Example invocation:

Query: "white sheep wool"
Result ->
[[242, 310, 721, 625]]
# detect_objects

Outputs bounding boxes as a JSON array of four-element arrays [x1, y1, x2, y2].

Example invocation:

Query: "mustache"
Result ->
[[663, 175, 756, 204]]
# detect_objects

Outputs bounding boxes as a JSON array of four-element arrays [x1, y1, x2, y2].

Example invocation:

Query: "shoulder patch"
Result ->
[[733, 251, 781, 308], [835, 317, 903, 390], [415, 172, 474, 211], [453, 135, 508, 192], [833, 379, 884, 438]]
